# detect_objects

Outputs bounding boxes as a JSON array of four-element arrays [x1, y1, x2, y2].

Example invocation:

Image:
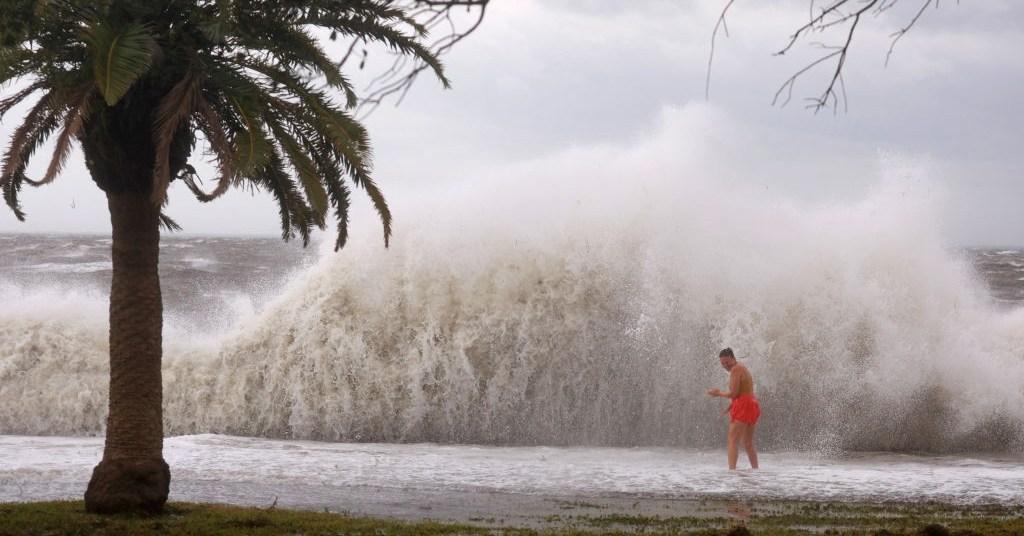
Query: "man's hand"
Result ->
[[707, 388, 722, 397]]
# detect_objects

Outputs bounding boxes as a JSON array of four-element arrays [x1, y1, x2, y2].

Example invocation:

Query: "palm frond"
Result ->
[[321, 15, 449, 88], [84, 21, 156, 106], [228, 96, 273, 174], [238, 55, 385, 245], [289, 95, 373, 182], [198, 0, 234, 43], [235, 22, 358, 108], [267, 116, 328, 224], [191, 95, 236, 202], [356, 172, 391, 247], [1, 170, 25, 220], [1, 88, 62, 186], [266, 95, 354, 250], [256, 148, 318, 245], [0, 90, 66, 219], [0, 46, 36, 85], [158, 211, 182, 232], [299, 127, 352, 251], [0, 81, 44, 120], [325, 174, 351, 250], [311, 3, 411, 27], [152, 69, 203, 204], [37, 84, 94, 186]]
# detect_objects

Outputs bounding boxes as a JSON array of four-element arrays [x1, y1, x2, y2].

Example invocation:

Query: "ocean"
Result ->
[[1, 232, 1022, 450], [2, 214, 1023, 513]]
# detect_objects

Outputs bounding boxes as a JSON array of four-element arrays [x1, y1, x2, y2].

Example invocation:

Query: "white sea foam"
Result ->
[[182, 256, 219, 271], [17, 261, 112, 274], [2, 435, 1022, 507]]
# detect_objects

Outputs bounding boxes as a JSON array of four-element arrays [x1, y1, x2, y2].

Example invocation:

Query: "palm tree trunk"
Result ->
[[84, 191, 169, 514]]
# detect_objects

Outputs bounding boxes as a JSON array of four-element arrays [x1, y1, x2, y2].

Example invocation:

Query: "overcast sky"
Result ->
[[1, 0, 1021, 246]]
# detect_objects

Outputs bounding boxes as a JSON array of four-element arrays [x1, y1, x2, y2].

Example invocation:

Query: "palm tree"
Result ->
[[0, 0, 448, 514]]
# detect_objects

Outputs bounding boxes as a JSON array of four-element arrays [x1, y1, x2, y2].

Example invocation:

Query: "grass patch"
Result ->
[[531, 502, 1024, 535], [0, 500, 1023, 535], [0, 501, 503, 536]]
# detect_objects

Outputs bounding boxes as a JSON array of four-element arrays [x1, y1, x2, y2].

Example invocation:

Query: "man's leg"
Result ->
[[741, 423, 758, 469], [727, 421, 741, 470]]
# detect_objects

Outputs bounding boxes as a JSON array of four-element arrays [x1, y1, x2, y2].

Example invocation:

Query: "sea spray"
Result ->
[[0, 286, 108, 435], [2, 106, 1022, 452]]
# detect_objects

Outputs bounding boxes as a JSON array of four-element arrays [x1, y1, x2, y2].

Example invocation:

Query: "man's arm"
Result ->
[[707, 368, 742, 399]]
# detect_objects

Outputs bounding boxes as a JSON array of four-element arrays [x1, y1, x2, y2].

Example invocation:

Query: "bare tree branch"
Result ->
[[777, 0, 857, 56], [773, 48, 841, 108], [339, 0, 490, 118], [886, 0, 935, 66], [706, 0, 737, 100], [709, 0, 946, 113], [801, 0, 876, 113]]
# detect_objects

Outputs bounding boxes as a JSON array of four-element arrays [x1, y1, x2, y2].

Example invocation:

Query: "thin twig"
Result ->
[[706, 0, 736, 100], [341, 0, 490, 117], [776, 0, 855, 56], [709, 0, 946, 113], [886, 0, 933, 66]]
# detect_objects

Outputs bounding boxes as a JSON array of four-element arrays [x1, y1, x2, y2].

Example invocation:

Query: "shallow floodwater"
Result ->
[[2, 435, 1022, 520]]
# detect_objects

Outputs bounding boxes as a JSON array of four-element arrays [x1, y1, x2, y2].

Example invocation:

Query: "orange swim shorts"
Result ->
[[730, 394, 761, 425]]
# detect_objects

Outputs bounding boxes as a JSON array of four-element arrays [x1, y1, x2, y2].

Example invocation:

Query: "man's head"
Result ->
[[718, 347, 736, 371]]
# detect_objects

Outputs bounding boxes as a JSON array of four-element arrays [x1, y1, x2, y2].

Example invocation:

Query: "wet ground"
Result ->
[[3, 434, 1022, 527]]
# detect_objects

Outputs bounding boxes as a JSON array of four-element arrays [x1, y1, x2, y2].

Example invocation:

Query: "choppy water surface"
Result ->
[[0, 234, 1019, 319], [0, 234, 316, 330], [967, 247, 1024, 304], [2, 435, 1022, 514]]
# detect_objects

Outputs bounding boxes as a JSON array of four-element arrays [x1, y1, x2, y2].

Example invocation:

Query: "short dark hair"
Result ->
[[719, 347, 734, 358]]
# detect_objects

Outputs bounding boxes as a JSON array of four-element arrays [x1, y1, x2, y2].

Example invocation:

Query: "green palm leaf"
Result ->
[[0, 46, 35, 84], [84, 21, 155, 106], [2, 0, 465, 250], [269, 117, 329, 222], [234, 123, 273, 175]]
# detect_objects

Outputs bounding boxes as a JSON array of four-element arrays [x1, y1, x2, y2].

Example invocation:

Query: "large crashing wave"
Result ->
[[2, 106, 1023, 452]]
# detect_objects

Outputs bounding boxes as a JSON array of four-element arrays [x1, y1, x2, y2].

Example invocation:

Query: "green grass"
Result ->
[[1, 500, 1022, 535], [0, 502, 501, 536]]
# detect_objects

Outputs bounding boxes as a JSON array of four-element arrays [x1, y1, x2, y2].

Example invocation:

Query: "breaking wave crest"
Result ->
[[3, 106, 1023, 452]]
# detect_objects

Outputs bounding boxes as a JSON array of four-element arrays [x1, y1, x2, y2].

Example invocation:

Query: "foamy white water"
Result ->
[[2, 435, 1022, 515]]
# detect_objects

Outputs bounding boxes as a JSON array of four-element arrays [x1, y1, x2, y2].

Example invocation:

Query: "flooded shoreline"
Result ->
[[3, 434, 1022, 526]]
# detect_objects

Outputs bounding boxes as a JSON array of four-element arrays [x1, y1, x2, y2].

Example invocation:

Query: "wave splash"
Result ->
[[2, 106, 1022, 452]]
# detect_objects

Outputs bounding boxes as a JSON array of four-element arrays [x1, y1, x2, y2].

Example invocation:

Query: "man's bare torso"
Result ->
[[731, 363, 754, 397]]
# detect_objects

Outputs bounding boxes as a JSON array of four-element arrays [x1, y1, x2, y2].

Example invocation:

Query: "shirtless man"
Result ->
[[706, 347, 760, 470]]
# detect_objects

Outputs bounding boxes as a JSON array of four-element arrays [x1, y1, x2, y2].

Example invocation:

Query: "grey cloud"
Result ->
[[0, 0, 1020, 245]]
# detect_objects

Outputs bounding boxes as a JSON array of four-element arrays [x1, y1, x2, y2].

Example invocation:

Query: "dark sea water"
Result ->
[[1, 234, 1021, 322], [966, 247, 1024, 304], [0, 233, 318, 332]]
